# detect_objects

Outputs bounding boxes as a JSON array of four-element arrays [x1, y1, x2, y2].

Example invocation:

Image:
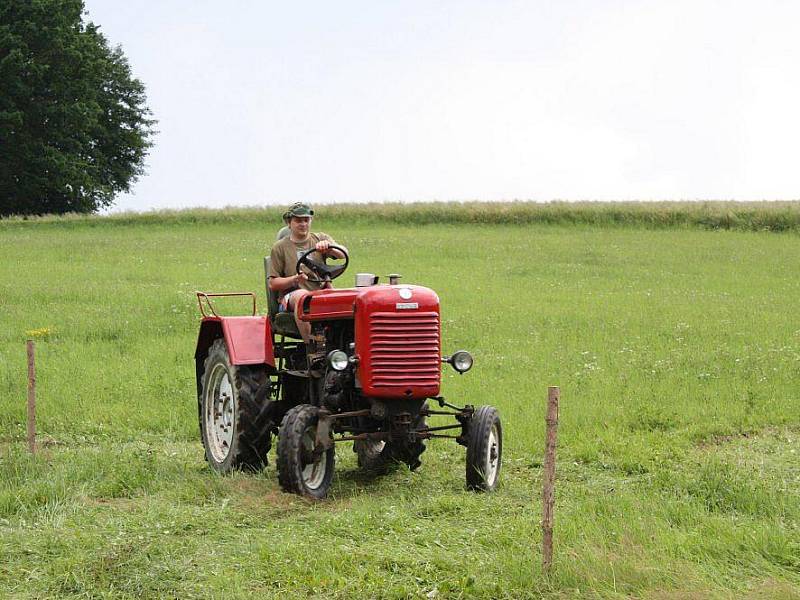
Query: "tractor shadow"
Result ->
[[329, 460, 437, 501]]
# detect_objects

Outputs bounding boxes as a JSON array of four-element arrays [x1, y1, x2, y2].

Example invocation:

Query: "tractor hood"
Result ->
[[299, 284, 442, 400], [298, 284, 440, 321]]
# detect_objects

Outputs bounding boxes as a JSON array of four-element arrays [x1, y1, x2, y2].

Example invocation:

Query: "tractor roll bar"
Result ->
[[195, 292, 257, 318]]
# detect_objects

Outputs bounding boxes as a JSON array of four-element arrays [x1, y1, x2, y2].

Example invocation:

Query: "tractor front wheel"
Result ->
[[277, 404, 335, 499], [200, 338, 272, 473], [465, 406, 502, 492]]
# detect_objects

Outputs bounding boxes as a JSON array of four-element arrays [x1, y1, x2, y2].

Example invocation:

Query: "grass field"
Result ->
[[1, 205, 799, 598]]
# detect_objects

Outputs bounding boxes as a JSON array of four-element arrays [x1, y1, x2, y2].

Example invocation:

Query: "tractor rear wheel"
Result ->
[[200, 338, 272, 473], [465, 406, 502, 491], [277, 404, 335, 499]]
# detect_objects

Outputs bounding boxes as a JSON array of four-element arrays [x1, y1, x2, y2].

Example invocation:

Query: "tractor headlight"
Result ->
[[444, 350, 473, 374], [327, 350, 349, 371]]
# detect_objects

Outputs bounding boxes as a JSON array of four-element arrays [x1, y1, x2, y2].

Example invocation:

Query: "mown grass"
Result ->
[[1, 209, 799, 598]]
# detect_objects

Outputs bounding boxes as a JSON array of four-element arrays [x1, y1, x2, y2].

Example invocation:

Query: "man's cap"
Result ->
[[283, 202, 314, 222]]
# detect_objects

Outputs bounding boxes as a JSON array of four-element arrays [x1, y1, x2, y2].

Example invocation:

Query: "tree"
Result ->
[[0, 0, 156, 216]]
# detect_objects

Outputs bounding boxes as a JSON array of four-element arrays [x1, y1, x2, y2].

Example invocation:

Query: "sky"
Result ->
[[82, 0, 800, 212]]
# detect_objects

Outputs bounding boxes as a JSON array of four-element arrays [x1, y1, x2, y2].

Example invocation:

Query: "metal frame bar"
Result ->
[[422, 424, 463, 433], [311, 396, 476, 452], [423, 408, 467, 417], [196, 291, 257, 317]]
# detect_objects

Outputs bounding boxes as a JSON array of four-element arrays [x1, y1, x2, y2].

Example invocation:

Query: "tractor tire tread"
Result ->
[[466, 405, 502, 491], [277, 404, 334, 498]]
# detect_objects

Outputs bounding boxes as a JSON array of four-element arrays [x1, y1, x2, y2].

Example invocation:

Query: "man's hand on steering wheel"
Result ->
[[315, 239, 347, 259], [295, 244, 349, 284]]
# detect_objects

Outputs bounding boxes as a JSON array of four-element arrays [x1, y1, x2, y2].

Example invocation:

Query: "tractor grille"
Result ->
[[368, 311, 440, 388]]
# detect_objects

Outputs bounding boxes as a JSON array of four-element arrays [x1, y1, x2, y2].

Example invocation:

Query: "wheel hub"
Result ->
[[301, 426, 327, 490], [485, 424, 500, 487], [205, 364, 235, 463]]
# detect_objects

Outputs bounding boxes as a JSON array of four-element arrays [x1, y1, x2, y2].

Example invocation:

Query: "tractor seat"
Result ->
[[264, 256, 302, 339]]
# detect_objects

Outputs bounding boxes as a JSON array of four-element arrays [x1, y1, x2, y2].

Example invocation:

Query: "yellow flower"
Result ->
[[25, 327, 52, 339]]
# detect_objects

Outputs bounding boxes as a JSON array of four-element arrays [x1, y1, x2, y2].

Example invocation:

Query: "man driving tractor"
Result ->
[[268, 202, 347, 345], [195, 201, 501, 497]]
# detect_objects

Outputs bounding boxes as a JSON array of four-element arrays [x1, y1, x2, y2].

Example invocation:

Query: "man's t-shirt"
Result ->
[[269, 232, 334, 302]]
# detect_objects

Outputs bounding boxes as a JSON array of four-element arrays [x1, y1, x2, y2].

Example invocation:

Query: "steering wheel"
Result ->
[[295, 244, 349, 284]]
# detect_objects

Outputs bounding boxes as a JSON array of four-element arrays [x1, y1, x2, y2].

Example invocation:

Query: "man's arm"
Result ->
[[269, 272, 308, 292], [267, 244, 307, 292]]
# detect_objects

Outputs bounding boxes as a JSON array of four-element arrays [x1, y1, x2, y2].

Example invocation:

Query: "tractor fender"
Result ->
[[195, 316, 275, 365], [194, 316, 275, 396], [193, 316, 274, 443]]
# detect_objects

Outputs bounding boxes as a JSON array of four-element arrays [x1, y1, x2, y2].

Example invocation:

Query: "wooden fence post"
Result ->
[[542, 385, 560, 573], [27, 340, 36, 454]]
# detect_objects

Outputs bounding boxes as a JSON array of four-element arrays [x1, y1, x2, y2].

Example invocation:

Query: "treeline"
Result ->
[[2, 201, 800, 232]]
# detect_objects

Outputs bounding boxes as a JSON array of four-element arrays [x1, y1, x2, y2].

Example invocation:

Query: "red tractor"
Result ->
[[194, 246, 502, 498]]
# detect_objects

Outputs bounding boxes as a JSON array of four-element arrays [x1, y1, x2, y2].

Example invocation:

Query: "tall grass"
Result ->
[[2, 200, 800, 232]]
